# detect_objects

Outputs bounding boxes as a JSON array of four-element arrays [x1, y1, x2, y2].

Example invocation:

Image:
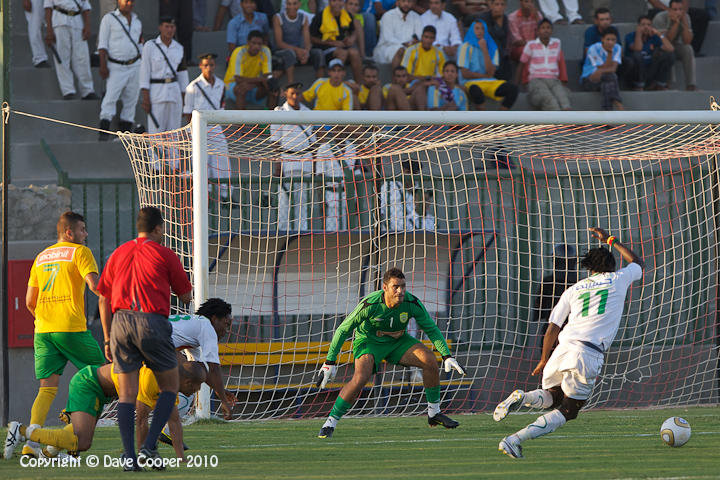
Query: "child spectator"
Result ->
[[519, 18, 570, 110], [310, 0, 363, 80], [624, 15, 674, 90], [420, 0, 462, 59], [427, 61, 468, 110], [581, 29, 623, 110], [508, 0, 543, 62], [273, 0, 325, 83]]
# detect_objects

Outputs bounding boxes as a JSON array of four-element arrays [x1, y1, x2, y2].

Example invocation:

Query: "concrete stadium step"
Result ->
[[510, 90, 716, 110], [10, 140, 134, 186]]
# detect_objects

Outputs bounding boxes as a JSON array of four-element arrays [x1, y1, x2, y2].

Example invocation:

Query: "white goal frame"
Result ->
[[190, 109, 719, 418]]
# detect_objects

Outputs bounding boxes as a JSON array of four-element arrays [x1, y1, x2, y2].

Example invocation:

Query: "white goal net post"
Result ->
[[119, 109, 720, 421]]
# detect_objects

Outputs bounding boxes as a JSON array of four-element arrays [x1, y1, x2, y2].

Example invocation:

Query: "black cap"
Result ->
[[159, 15, 176, 25], [284, 82, 303, 90], [197, 52, 218, 61]]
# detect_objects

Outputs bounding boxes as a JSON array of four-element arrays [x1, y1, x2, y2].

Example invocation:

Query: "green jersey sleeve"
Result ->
[[326, 298, 370, 362], [411, 294, 451, 357]]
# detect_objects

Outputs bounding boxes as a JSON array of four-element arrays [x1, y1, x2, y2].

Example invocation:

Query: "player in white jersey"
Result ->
[[494, 227, 644, 459]]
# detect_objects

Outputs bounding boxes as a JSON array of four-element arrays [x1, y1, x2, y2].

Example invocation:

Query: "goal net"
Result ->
[[118, 110, 720, 421]]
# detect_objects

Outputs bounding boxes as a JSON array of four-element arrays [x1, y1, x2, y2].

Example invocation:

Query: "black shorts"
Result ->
[[110, 310, 177, 374]]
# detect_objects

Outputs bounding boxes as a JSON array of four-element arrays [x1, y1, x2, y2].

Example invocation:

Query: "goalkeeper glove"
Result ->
[[443, 356, 466, 375], [315, 362, 337, 389]]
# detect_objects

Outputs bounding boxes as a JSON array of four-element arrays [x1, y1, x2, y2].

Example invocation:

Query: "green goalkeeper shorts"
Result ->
[[34, 331, 105, 380], [353, 334, 421, 373], [65, 366, 113, 418]]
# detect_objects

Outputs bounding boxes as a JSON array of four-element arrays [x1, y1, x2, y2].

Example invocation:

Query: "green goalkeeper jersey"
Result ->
[[326, 290, 451, 362]]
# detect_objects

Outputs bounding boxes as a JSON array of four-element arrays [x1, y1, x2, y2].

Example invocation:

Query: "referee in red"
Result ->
[[97, 206, 192, 469]]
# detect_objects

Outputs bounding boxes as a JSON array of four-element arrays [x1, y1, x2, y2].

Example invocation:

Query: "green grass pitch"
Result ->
[[2, 407, 718, 479]]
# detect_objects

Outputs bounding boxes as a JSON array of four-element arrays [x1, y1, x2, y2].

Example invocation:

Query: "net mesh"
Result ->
[[116, 119, 720, 420]]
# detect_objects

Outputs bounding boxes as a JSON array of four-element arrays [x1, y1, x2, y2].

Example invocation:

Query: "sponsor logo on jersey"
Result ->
[[400, 312, 409, 323], [36, 246, 76, 265]]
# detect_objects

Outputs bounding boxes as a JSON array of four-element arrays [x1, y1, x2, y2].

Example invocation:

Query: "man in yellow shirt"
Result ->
[[348, 63, 382, 110], [302, 58, 354, 110], [400, 25, 446, 110], [225, 30, 279, 109], [4, 361, 205, 467], [19, 211, 105, 458]]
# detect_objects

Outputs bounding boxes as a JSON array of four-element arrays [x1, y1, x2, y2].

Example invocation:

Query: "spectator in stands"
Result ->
[[271, 83, 316, 232], [583, 8, 619, 59], [624, 15, 674, 90], [450, 0, 489, 27], [458, 20, 519, 110], [479, 0, 512, 79], [24, 0, 49, 68], [139, 17, 189, 138], [303, 58, 355, 109], [160, 0, 194, 63], [274, 0, 325, 83], [97, 0, 143, 141], [401, 25, 446, 109], [519, 18, 570, 110], [581, 30, 624, 111], [420, 0, 462, 59], [383, 65, 422, 109], [653, 0, 697, 90], [537, 0, 581, 25], [225, 30, 278, 109], [44, 0, 97, 100], [427, 61, 468, 110], [310, 0, 363, 81], [345, 0, 367, 58], [348, 63, 383, 109], [373, 0, 423, 66], [356, 0, 395, 58], [194, 0, 210, 31], [215, 0, 276, 30], [507, 0, 543, 62], [380, 160, 435, 232], [647, 0, 708, 53], [227, 0, 271, 54]]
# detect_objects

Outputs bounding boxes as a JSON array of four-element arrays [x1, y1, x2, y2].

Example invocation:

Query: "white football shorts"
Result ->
[[542, 341, 604, 400]]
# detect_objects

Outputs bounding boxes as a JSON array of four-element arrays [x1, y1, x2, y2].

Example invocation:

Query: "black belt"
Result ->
[[577, 340, 604, 354], [150, 77, 177, 84], [108, 55, 141, 65], [280, 148, 314, 155], [53, 5, 81, 16]]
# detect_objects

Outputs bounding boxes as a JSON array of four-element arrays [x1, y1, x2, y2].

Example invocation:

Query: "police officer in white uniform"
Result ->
[[44, 0, 97, 99], [98, 0, 143, 140], [315, 139, 358, 232], [139, 16, 189, 136], [183, 53, 231, 201], [24, 0, 49, 68], [270, 82, 316, 233]]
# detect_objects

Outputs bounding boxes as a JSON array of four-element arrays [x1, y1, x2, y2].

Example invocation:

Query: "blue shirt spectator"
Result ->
[[581, 41, 621, 80], [427, 84, 468, 110], [624, 31, 662, 65], [227, 11, 270, 49], [361, 0, 396, 15]]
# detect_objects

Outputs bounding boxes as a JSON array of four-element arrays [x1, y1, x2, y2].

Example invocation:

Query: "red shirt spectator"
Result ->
[[508, 0, 543, 61], [98, 237, 192, 318]]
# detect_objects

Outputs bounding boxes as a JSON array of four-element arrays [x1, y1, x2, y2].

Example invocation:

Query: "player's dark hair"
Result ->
[[637, 14, 651, 23], [247, 30, 264, 42], [423, 25, 437, 36], [580, 247, 616, 273], [136, 206, 164, 233], [57, 211, 85, 238], [196, 298, 232, 320], [383, 267, 405, 284], [594, 6, 610, 17]]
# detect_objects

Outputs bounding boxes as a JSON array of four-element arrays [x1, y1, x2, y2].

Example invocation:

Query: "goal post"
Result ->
[[120, 109, 720, 421]]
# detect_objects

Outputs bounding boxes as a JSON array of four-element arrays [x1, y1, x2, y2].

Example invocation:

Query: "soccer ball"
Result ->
[[660, 417, 691, 447]]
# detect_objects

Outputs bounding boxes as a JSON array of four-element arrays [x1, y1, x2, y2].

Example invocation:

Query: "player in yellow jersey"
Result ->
[[302, 58, 354, 110], [4, 361, 206, 466], [19, 212, 105, 458]]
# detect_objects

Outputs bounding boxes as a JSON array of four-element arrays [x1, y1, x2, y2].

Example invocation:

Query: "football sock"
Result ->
[[424, 385, 441, 404], [427, 402, 441, 418], [27, 424, 78, 452], [515, 409, 566, 442], [30, 387, 58, 426], [328, 395, 353, 420], [142, 391, 177, 451], [522, 389, 554, 409], [322, 416, 338, 429], [117, 402, 137, 460]]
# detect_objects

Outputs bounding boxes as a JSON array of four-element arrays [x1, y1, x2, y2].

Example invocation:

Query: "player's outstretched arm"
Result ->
[[316, 304, 364, 389], [589, 227, 645, 269]]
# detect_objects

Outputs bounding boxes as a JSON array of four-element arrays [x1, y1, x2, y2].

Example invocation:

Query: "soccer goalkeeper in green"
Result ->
[[316, 267, 465, 438]]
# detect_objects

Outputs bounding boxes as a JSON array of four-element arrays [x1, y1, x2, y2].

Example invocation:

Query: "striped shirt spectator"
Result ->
[[519, 20, 570, 111]]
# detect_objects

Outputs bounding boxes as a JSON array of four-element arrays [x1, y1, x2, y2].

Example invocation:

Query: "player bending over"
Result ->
[[494, 227, 643, 459], [316, 267, 465, 438], [4, 361, 205, 464]]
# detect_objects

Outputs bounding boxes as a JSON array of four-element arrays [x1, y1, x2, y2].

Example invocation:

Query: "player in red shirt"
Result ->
[[97, 206, 192, 470]]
